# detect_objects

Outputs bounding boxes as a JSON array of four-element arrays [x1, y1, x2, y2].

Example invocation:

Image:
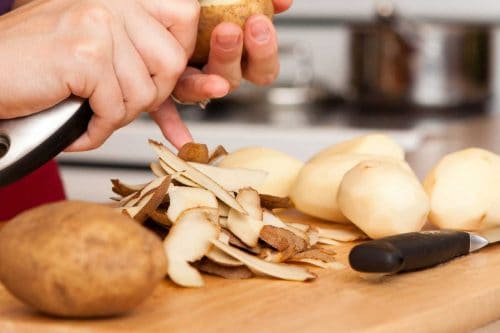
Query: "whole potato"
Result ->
[[309, 134, 405, 163], [218, 146, 303, 197], [424, 148, 500, 230], [0, 201, 166, 318], [190, 0, 274, 65], [338, 160, 429, 239], [290, 154, 413, 223]]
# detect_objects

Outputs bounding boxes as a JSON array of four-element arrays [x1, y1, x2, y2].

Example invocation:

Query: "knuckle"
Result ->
[[107, 108, 127, 127], [190, 1, 201, 21], [65, 40, 109, 96], [64, 5, 113, 85], [65, 70, 90, 97], [79, 3, 113, 26], [169, 1, 200, 29], [181, 1, 200, 25], [155, 45, 187, 82], [144, 85, 159, 109], [170, 52, 188, 79], [70, 2, 113, 28], [70, 32, 108, 69], [131, 84, 158, 112]]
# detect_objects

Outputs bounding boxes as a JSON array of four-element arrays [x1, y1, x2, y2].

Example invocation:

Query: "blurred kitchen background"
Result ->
[[58, 0, 500, 202]]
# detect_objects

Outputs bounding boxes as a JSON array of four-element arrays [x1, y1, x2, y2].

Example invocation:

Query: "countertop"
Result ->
[[403, 112, 500, 332], [1, 210, 500, 333], [193, 106, 500, 332], [55, 103, 500, 331]]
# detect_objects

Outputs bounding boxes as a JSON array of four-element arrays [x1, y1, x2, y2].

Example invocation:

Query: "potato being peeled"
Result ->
[[0, 201, 166, 318], [424, 148, 500, 231], [218, 146, 303, 197], [338, 160, 429, 239], [190, 0, 274, 65]]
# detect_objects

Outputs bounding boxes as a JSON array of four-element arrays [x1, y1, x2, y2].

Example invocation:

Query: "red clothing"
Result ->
[[0, 160, 66, 221]]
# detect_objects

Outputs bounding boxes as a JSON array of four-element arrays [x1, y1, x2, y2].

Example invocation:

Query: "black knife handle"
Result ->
[[349, 230, 471, 274]]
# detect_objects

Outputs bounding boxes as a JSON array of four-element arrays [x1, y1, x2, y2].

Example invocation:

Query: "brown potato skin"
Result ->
[[0, 201, 166, 318], [190, 0, 274, 65]]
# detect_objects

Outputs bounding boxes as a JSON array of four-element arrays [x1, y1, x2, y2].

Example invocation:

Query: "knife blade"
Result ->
[[0, 97, 92, 187], [348, 228, 500, 274]]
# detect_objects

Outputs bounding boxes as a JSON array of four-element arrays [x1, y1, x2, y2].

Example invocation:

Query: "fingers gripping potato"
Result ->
[[190, 0, 274, 65]]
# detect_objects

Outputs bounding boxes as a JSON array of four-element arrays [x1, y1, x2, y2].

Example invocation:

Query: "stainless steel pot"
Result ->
[[347, 2, 492, 109]]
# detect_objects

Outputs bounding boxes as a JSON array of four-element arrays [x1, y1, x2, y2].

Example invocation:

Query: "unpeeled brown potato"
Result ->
[[424, 148, 500, 231], [338, 160, 429, 239], [218, 146, 303, 197], [309, 134, 405, 163], [190, 0, 274, 65], [0, 201, 166, 318]]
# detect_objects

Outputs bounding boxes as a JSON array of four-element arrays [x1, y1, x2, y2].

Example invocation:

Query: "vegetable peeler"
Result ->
[[0, 97, 92, 187]]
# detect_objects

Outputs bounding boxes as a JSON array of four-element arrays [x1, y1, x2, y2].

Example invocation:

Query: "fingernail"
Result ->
[[251, 20, 270, 43], [216, 33, 241, 50]]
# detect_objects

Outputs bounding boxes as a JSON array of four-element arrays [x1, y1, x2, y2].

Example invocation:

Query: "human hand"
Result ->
[[0, 0, 199, 151], [153, 0, 293, 148]]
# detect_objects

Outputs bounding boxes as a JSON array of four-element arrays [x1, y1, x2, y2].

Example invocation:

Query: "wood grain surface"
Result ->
[[1, 210, 500, 333]]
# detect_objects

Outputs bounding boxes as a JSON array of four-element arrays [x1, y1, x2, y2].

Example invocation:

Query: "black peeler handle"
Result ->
[[349, 230, 471, 274]]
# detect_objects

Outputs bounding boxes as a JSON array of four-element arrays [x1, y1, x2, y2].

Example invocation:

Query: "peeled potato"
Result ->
[[424, 148, 500, 231], [0, 201, 166, 318], [190, 0, 274, 65], [309, 134, 405, 163], [290, 154, 412, 223], [338, 160, 429, 239], [218, 147, 303, 197]]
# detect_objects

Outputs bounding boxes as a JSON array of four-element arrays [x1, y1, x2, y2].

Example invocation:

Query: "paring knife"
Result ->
[[349, 228, 500, 274], [0, 97, 92, 187]]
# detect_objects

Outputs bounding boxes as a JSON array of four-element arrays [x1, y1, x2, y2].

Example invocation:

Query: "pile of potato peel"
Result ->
[[111, 140, 366, 287]]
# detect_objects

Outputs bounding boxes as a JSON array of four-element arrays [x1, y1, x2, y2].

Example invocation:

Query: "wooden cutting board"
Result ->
[[1, 210, 500, 333]]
